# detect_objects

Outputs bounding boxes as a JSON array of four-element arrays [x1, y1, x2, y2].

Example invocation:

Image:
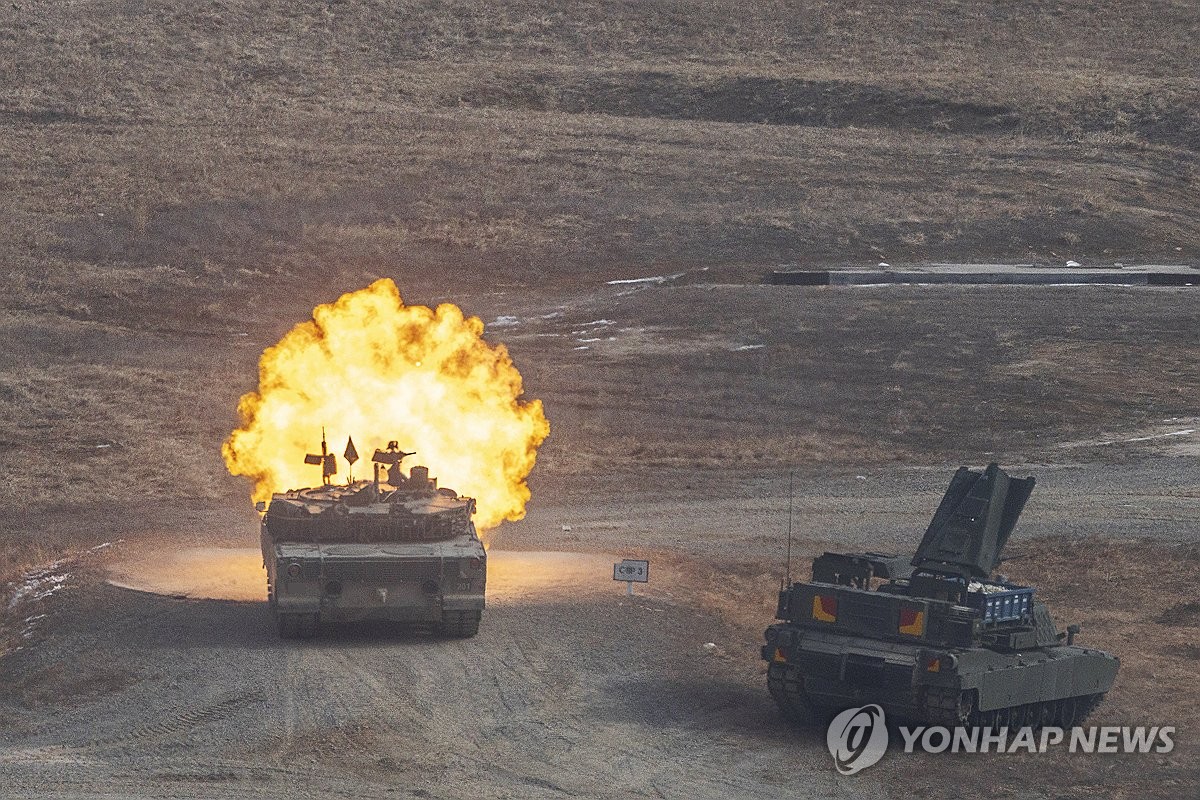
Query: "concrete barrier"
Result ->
[[769, 266, 1198, 287]]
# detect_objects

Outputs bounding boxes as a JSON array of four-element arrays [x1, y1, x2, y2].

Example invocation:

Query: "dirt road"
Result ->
[[0, 547, 856, 800], [2, 273, 1198, 797], [2, 460, 1198, 799]]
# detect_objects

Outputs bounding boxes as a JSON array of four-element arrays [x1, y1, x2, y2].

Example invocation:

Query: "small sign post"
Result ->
[[613, 559, 649, 596]]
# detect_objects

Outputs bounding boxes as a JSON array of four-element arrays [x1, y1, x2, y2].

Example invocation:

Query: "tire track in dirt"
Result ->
[[86, 691, 267, 752], [0, 549, 850, 798]]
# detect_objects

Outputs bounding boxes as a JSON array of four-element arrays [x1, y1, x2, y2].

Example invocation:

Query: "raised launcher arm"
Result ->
[[912, 463, 1035, 578]]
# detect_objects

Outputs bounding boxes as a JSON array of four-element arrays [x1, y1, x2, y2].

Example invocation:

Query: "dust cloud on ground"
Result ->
[[105, 547, 619, 603]]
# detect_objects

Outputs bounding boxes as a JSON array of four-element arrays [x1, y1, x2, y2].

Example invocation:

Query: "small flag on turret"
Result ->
[[344, 436, 359, 465]]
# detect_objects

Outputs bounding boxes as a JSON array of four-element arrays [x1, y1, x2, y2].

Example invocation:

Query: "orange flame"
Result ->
[[222, 278, 549, 530]]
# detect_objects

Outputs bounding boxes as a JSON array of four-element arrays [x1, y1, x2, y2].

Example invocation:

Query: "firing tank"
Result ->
[[260, 437, 486, 639], [763, 464, 1118, 728]]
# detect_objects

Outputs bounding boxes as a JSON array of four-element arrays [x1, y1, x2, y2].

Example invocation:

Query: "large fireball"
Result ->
[[222, 278, 549, 530]]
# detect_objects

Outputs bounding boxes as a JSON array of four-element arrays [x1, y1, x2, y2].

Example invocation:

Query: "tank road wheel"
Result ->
[[993, 706, 1012, 731], [1052, 694, 1106, 727], [439, 611, 481, 638], [1072, 693, 1106, 726], [952, 691, 976, 726], [766, 663, 818, 727], [976, 708, 999, 730], [966, 699, 992, 729], [1055, 697, 1077, 727]]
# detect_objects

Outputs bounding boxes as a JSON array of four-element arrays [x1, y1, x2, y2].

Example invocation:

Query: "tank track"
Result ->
[[766, 663, 818, 725], [923, 687, 975, 726], [929, 687, 1107, 729], [968, 692, 1106, 730], [439, 610, 481, 638], [767, 671, 1107, 729]]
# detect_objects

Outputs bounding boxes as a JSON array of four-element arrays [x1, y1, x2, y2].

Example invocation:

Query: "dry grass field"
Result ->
[[4, 1, 1198, 306], [1, 2, 1199, 797]]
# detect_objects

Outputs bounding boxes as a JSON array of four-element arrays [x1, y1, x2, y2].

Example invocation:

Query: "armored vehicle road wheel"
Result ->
[[1067, 693, 1105, 727], [1010, 704, 1033, 729], [1054, 697, 1077, 727], [993, 706, 1013, 730], [439, 610, 481, 638], [973, 708, 998, 729], [965, 693, 1107, 731], [766, 663, 818, 726]]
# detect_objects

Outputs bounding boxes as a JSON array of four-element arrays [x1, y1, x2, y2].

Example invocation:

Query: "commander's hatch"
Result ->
[[911, 463, 1035, 579]]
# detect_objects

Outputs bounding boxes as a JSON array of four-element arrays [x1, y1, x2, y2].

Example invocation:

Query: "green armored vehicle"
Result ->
[[261, 440, 486, 639], [764, 464, 1117, 728]]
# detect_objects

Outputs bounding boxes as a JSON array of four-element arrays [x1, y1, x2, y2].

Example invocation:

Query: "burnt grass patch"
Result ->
[[450, 70, 1200, 148], [1156, 601, 1200, 626], [452, 71, 1022, 134]]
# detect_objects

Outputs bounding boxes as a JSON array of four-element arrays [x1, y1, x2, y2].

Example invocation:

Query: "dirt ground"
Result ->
[[1, 472, 1198, 799], [2, 289, 1200, 800], [3, 1, 1200, 798]]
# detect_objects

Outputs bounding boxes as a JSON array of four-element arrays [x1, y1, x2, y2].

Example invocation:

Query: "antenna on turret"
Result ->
[[304, 427, 338, 485], [782, 470, 795, 590]]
